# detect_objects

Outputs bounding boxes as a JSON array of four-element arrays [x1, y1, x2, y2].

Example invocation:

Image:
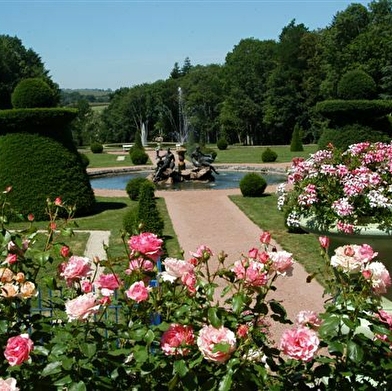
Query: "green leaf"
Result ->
[[42, 276, 58, 290], [347, 340, 364, 363], [232, 292, 245, 314], [174, 359, 188, 377], [41, 361, 63, 376], [81, 343, 96, 358], [133, 346, 148, 363], [144, 329, 155, 344], [68, 381, 87, 391], [208, 307, 222, 328], [61, 356, 74, 370], [0, 320, 8, 333], [318, 315, 341, 338]]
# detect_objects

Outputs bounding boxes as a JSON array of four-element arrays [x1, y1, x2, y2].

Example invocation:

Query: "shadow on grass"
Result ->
[[90, 200, 128, 215]]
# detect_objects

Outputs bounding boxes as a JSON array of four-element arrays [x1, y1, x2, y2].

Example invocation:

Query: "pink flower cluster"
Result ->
[[128, 232, 163, 262], [161, 324, 195, 356], [4, 334, 34, 367]]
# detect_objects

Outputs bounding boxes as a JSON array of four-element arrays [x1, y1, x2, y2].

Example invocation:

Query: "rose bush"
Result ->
[[0, 189, 392, 389]]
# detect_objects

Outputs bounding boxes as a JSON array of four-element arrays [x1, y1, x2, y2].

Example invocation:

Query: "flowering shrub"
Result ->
[[277, 142, 392, 233], [1, 189, 392, 389]]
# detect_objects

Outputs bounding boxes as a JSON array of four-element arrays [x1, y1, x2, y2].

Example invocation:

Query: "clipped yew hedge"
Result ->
[[0, 133, 95, 220]]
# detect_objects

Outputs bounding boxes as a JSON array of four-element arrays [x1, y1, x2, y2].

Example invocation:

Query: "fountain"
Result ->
[[141, 123, 147, 147]]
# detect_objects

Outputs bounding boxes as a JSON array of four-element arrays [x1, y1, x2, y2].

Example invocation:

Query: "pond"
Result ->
[[90, 170, 286, 191]]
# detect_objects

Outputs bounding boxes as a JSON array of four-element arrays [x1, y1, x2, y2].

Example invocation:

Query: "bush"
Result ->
[[261, 147, 278, 162], [130, 148, 149, 165], [90, 142, 104, 154], [290, 125, 304, 152], [11, 78, 57, 108], [123, 205, 140, 234], [337, 69, 377, 100], [317, 124, 390, 151], [126, 177, 151, 201], [216, 138, 228, 150], [239, 173, 267, 197], [137, 182, 164, 236], [0, 133, 95, 220], [79, 153, 90, 168]]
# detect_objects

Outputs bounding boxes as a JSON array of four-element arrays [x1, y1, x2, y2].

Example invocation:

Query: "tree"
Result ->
[[0, 35, 59, 109], [170, 62, 181, 79]]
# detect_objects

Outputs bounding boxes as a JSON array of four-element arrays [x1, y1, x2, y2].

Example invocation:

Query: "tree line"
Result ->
[[1, 0, 392, 147]]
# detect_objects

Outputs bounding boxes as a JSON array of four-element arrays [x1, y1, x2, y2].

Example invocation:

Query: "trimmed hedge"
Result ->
[[290, 125, 304, 152], [90, 142, 104, 154], [130, 148, 149, 165], [0, 133, 95, 220], [123, 205, 140, 235], [261, 147, 278, 163], [337, 69, 377, 100], [239, 173, 267, 197], [11, 78, 57, 108], [217, 138, 228, 150], [126, 177, 151, 201]]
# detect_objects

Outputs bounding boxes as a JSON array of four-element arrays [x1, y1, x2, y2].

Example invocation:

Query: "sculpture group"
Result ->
[[151, 146, 218, 184]]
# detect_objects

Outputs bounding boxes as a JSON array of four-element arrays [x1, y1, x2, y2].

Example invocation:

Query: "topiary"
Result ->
[[317, 124, 390, 151], [90, 142, 104, 154], [126, 177, 151, 201], [337, 69, 377, 100], [261, 148, 278, 163], [290, 125, 304, 152], [79, 153, 90, 168], [239, 173, 267, 197], [123, 205, 140, 235], [130, 148, 149, 165], [11, 78, 57, 108], [217, 138, 228, 150], [137, 182, 164, 236]]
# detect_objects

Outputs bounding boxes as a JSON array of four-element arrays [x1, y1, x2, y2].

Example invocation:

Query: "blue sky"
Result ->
[[1, 0, 369, 90]]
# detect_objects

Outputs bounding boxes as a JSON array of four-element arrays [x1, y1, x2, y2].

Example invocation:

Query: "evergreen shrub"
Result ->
[[0, 133, 95, 220], [239, 173, 267, 197], [216, 138, 228, 150], [126, 177, 151, 201], [90, 142, 104, 154], [261, 147, 278, 162], [130, 148, 149, 165], [137, 182, 164, 236], [337, 69, 377, 100], [79, 153, 90, 168], [318, 124, 390, 151], [123, 205, 140, 235], [11, 78, 57, 108], [290, 125, 304, 152]]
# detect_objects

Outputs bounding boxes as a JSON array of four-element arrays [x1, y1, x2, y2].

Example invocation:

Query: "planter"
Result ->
[[299, 216, 392, 306]]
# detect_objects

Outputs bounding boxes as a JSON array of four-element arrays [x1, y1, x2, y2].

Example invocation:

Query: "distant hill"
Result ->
[[60, 88, 113, 106]]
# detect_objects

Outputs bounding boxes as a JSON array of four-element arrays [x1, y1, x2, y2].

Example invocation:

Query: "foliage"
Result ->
[[317, 124, 390, 151], [337, 69, 377, 100], [1, 191, 392, 389], [90, 141, 104, 154], [261, 147, 278, 163], [239, 173, 267, 197], [137, 182, 164, 237], [0, 132, 95, 221], [125, 177, 152, 201], [0, 34, 59, 110], [216, 138, 228, 150], [122, 204, 139, 235], [290, 125, 304, 152], [79, 152, 90, 168], [130, 148, 149, 165], [11, 78, 57, 109], [277, 141, 392, 233], [133, 129, 144, 151]]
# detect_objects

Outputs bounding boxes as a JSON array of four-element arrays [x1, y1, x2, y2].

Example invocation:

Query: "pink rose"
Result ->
[[80, 280, 93, 293], [295, 310, 322, 329], [259, 231, 271, 244], [0, 377, 19, 390], [318, 236, 330, 249], [5, 254, 17, 265], [189, 244, 213, 260], [94, 273, 122, 295], [197, 325, 236, 363], [331, 245, 370, 273], [232, 259, 268, 287], [363, 261, 391, 294], [60, 256, 92, 286], [268, 250, 294, 276], [181, 271, 196, 295], [162, 258, 195, 282], [248, 247, 259, 259], [126, 258, 154, 273], [279, 326, 319, 362], [54, 197, 62, 206], [377, 310, 392, 328], [128, 232, 163, 262], [60, 245, 70, 258], [126, 281, 150, 303], [161, 324, 195, 356], [65, 293, 100, 321], [4, 334, 34, 366], [236, 324, 249, 338]]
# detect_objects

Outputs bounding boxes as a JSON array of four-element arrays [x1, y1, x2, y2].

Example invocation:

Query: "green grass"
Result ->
[[229, 193, 327, 286], [212, 144, 317, 164], [81, 151, 152, 168]]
